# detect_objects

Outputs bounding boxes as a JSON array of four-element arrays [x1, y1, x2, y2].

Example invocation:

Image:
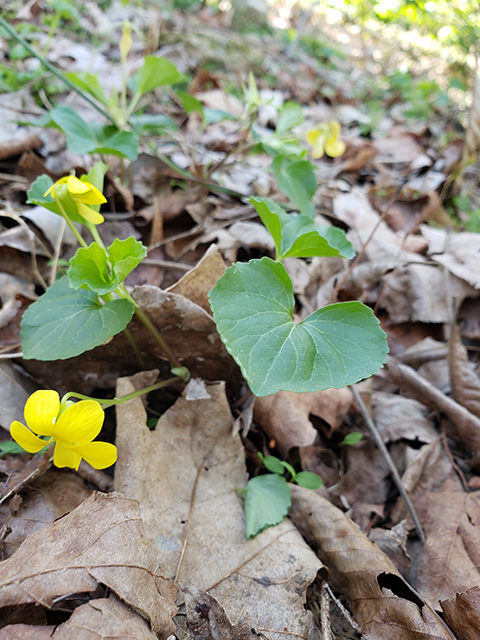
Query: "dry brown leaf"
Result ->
[[115, 374, 323, 640], [184, 587, 253, 640], [289, 484, 457, 640], [0, 469, 91, 559], [372, 392, 438, 445], [0, 360, 36, 430], [167, 244, 226, 313], [441, 587, 480, 640], [449, 323, 480, 419], [369, 521, 411, 570], [0, 595, 159, 640], [390, 438, 459, 526], [415, 479, 480, 609], [385, 357, 480, 453], [0, 492, 177, 638], [254, 388, 353, 457]]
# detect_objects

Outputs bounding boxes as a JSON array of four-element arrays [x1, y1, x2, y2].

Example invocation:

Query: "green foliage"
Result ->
[[21, 277, 135, 361], [271, 155, 317, 218], [68, 238, 147, 295], [453, 195, 480, 233], [130, 56, 184, 94], [251, 197, 354, 260], [209, 257, 387, 397], [242, 473, 291, 539], [340, 432, 364, 446]]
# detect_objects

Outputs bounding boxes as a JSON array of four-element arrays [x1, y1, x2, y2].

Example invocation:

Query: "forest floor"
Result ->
[[1, 2, 480, 639]]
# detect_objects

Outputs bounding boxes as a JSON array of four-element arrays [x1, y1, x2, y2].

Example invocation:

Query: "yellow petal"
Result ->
[[76, 202, 105, 225], [311, 136, 325, 159], [24, 390, 60, 436], [305, 128, 320, 146], [54, 441, 82, 469], [327, 120, 342, 138], [70, 441, 117, 469], [67, 175, 90, 195], [78, 178, 107, 205], [10, 421, 50, 453], [325, 137, 346, 158], [55, 400, 104, 445]]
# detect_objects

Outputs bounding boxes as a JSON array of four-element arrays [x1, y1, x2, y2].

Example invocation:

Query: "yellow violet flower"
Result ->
[[10, 390, 117, 470], [305, 120, 346, 159], [44, 175, 106, 225]]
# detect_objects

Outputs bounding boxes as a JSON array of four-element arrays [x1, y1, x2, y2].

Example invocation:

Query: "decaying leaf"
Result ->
[[0, 492, 177, 639], [184, 586, 254, 640], [441, 586, 480, 640], [0, 469, 91, 559], [254, 387, 353, 456], [415, 479, 480, 609], [289, 484, 456, 639], [449, 323, 480, 419], [115, 374, 323, 640], [167, 244, 226, 314], [0, 595, 159, 640]]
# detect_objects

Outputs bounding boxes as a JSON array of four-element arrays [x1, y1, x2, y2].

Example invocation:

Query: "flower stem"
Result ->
[[88, 223, 107, 252], [56, 199, 88, 249], [62, 376, 183, 408]]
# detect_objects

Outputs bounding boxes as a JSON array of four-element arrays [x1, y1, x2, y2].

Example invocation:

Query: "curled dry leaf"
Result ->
[[115, 375, 323, 640], [415, 479, 480, 609], [0, 492, 177, 639], [441, 586, 480, 640], [254, 387, 353, 457], [289, 484, 456, 640], [167, 244, 226, 314], [449, 323, 480, 419], [372, 392, 438, 445], [0, 595, 159, 640]]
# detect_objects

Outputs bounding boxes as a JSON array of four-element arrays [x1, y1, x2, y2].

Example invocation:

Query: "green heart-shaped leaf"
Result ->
[[271, 155, 317, 218], [130, 56, 184, 94], [21, 277, 135, 360], [243, 473, 291, 539], [68, 237, 146, 294], [251, 197, 354, 260], [209, 257, 387, 397]]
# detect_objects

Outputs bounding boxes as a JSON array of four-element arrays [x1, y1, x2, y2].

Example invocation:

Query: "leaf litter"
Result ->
[[2, 1, 480, 639]]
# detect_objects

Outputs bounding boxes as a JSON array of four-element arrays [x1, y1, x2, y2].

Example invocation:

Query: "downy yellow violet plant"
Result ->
[[10, 390, 116, 470]]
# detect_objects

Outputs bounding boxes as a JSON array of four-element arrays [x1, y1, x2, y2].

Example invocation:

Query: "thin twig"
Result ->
[[324, 583, 360, 631], [0, 352, 23, 359], [320, 582, 333, 640], [350, 385, 426, 543], [441, 428, 470, 493]]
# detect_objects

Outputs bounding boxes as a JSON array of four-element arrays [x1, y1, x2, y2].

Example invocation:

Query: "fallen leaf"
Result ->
[[415, 479, 480, 609], [254, 388, 353, 457], [289, 484, 457, 639], [115, 374, 323, 640], [0, 492, 177, 638], [0, 469, 91, 559], [168, 244, 226, 313], [184, 587, 253, 640], [441, 587, 480, 640], [372, 392, 439, 445], [449, 323, 480, 419]]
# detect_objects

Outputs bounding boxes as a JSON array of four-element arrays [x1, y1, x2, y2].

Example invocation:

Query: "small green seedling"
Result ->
[[240, 453, 324, 539]]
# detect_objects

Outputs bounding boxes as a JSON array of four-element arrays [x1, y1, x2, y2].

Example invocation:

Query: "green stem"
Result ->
[[0, 16, 115, 124], [56, 198, 88, 248], [88, 222, 107, 252], [134, 305, 182, 369], [123, 326, 145, 368], [62, 375, 183, 409]]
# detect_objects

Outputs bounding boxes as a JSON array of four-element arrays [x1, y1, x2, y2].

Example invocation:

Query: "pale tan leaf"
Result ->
[[254, 387, 353, 457], [115, 375, 323, 640], [449, 323, 480, 419], [0, 493, 177, 639], [441, 587, 480, 640], [184, 587, 253, 640], [289, 484, 457, 640], [167, 244, 226, 314]]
